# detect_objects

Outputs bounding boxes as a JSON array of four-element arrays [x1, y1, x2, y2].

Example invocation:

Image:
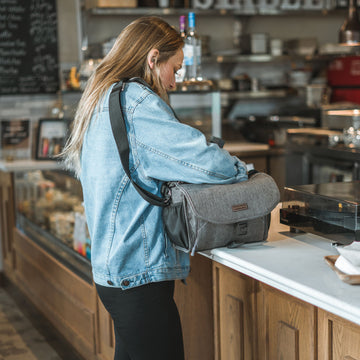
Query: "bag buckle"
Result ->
[[161, 183, 172, 206]]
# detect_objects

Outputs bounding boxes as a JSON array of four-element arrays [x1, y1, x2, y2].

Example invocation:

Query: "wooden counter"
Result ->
[[174, 204, 360, 359], [206, 206, 360, 359]]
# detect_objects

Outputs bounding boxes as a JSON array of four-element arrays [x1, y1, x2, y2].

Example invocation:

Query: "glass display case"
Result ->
[[169, 90, 221, 139], [14, 169, 92, 282], [280, 181, 360, 245]]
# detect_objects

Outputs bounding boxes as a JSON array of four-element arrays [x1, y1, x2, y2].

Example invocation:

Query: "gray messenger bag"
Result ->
[[109, 78, 280, 255]]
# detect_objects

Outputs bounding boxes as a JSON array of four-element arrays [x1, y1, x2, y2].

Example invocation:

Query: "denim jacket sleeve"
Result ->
[[129, 89, 248, 184]]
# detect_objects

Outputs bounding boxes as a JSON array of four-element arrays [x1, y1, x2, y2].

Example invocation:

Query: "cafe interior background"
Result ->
[[2, 0, 360, 359]]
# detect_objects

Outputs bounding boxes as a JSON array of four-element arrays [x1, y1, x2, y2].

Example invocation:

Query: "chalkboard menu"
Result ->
[[0, 0, 59, 95]]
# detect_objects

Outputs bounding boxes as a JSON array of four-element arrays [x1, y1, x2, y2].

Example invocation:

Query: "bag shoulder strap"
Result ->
[[109, 79, 167, 207]]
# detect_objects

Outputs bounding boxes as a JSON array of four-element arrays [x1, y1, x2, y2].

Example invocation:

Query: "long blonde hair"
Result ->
[[62, 16, 183, 176]]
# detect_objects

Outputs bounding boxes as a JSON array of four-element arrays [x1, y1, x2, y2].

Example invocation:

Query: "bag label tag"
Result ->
[[232, 203, 248, 212]]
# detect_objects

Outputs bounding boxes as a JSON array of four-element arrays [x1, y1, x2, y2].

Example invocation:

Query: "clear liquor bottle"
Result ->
[[339, 0, 360, 45], [176, 15, 186, 83], [184, 12, 202, 81]]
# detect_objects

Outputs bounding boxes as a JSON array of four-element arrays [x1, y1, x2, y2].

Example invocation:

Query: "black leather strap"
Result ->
[[109, 79, 167, 207]]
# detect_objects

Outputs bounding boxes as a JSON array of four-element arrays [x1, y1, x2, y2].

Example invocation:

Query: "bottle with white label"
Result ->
[[184, 12, 202, 81]]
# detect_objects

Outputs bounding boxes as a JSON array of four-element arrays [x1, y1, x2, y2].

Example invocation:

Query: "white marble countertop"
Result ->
[[0, 159, 63, 172], [204, 205, 360, 326]]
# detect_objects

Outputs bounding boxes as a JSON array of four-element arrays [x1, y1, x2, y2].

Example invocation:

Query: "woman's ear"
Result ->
[[147, 49, 160, 70]]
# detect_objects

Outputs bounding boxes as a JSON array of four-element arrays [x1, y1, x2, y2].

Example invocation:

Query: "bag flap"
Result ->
[[173, 172, 280, 224]]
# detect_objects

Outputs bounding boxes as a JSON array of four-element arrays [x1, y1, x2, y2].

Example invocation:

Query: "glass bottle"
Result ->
[[176, 15, 187, 83], [184, 12, 202, 81], [339, 0, 360, 45], [179, 15, 186, 39]]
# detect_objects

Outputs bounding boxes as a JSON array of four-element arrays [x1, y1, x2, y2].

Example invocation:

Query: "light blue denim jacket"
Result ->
[[80, 81, 248, 289]]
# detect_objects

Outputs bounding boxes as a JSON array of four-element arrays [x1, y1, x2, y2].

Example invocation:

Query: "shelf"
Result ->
[[204, 53, 344, 64], [221, 88, 296, 101], [0, 159, 63, 173], [87, 6, 341, 16], [213, 54, 284, 63], [62, 85, 295, 99], [232, 7, 342, 15], [88, 7, 229, 16]]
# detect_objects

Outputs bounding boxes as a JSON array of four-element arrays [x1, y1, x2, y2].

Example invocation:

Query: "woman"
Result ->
[[62, 16, 248, 360]]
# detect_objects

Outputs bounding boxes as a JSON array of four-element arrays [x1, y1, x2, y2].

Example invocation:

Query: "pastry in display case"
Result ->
[[14, 169, 91, 280]]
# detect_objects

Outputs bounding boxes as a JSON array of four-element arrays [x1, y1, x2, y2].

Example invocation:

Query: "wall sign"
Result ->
[[0, 0, 59, 95], [0, 119, 31, 159]]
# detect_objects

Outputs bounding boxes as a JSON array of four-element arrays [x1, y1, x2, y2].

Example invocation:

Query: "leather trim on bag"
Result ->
[[232, 203, 248, 212]]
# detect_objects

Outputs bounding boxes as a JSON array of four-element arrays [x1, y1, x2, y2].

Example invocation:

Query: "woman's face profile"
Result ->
[[158, 49, 184, 91]]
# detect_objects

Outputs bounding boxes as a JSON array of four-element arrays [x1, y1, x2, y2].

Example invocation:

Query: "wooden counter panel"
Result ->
[[318, 309, 360, 360], [259, 283, 317, 360], [13, 229, 97, 360], [96, 296, 115, 360], [174, 254, 214, 360], [213, 262, 258, 360], [14, 228, 94, 309], [0, 171, 15, 275]]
